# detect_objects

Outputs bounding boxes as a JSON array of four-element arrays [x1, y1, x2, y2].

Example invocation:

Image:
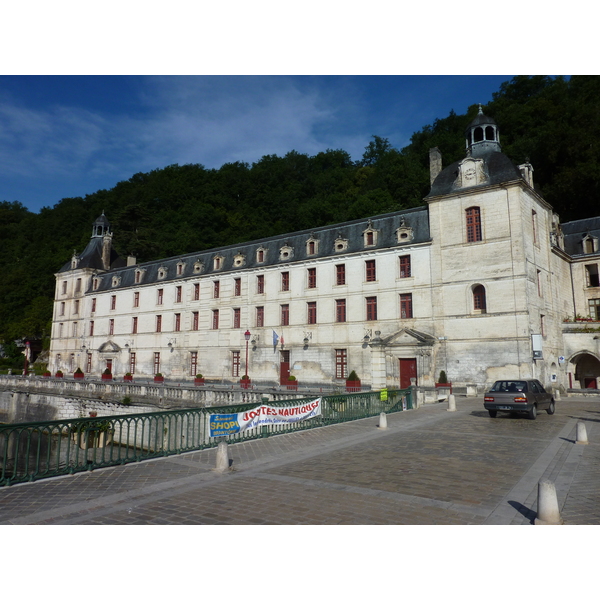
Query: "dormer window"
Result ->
[[334, 234, 348, 253], [71, 254, 79, 269], [279, 244, 293, 261], [363, 221, 378, 247], [92, 278, 100, 291], [306, 236, 319, 256], [193, 260, 204, 274], [157, 267, 167, 280], [111, 276, 121, 287], [134, 269, 145, 284], [256, 247, 266, 263], [583, 234, 598, 254], [213, 255, 224, 270], [396, 217, 413, 244], [233, 252, 246, 268], [176, 262, 186, 276]]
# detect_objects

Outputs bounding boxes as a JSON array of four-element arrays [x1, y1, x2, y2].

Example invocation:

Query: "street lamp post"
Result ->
[[244, 330, 251, 379]]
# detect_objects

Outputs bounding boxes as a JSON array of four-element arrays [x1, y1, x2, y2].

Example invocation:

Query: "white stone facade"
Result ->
[[49, 113, 600, 391]]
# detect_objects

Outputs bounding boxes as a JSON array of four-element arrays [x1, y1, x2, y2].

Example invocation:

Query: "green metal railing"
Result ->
[[0, 388, 412, 486]]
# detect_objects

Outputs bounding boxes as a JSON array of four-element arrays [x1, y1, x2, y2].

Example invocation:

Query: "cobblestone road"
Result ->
[[1, 397, 598, 525]]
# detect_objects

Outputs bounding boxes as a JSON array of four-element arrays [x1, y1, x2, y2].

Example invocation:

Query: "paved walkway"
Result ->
[[1, 396, 598, 525]]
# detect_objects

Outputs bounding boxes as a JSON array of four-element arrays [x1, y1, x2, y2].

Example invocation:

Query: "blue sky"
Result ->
[[0, 75, 518, 213]]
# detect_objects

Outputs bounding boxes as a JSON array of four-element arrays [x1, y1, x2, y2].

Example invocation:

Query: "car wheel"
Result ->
[[546, 400, 555, 415], [528, 404, 537, 420], [488, 410, 497, 418]]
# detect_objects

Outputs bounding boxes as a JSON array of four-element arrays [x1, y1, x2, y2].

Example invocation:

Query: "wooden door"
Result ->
[[280, 350, 290, 384], [399, 358, 417, 389]]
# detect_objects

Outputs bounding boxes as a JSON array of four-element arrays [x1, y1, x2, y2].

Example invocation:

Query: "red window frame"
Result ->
[[232, 351, 240, 377], [153, 352, 160, 375], [466, 207, 482, 243], [91, 298, 96, 313], [192, 311, 199, 331], [133, 292, 139, 307], [233, 308, 241, 329], [281, 304, 289, 326], [335, 349, 348, 379], [175, 313, 181, 332], [234, 278, 241, 296], [257, 275, 265, 294], [86, 353, 92, 374], [157, 289, 163, 305], [366, 297, 377, 321], [473, 285, 486, 312], [336, 299, 346, 323], [130, 352, 136, 375], [111, 295, 116, 310], [256, 306, 264, 327], [132, 316, 138, 334], [307, 301, 317, 324], [190, 351, 198, 376], [156, 315, 162, 332], [400, 293, 413, 318], [336, 264, 346, 286], [399, 256, 411, 278], [89, 321, 94, 336], [281, 271, 289, 291], [308, 268, 317, 289], [194, 283, 200, 301], [176, 286, 182, 303], [214, 281, 220, 298], [212, 309, 219, 329], [109, 318, 115, 335], [365, 259, 376, 282]]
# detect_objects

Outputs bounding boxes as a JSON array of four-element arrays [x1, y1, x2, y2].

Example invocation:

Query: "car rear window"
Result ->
[[490, 380, 528, 393]]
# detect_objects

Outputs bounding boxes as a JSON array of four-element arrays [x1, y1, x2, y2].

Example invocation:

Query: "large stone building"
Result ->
[[49, 108, 600, 390]]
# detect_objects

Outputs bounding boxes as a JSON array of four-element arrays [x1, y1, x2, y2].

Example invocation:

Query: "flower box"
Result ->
[[74, 372, 84, 380], [42, 372, 51, 378], [194, 378, 205, 386], [240, 378, 251, 389], [286, 380, 298, 390], [55, 372, 63, 378], [123, 375, 133, 382], [345, 380, 361, 392], [154, 375, 164, 383], [435, 382, 452, 393], [101, 373, 113, 381]]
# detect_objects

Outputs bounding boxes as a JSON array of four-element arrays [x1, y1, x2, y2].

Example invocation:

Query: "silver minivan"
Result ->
[[483, 379, 555, 419]]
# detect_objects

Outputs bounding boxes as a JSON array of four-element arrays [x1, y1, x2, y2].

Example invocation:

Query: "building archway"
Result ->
[[569, 352, 600, 389]]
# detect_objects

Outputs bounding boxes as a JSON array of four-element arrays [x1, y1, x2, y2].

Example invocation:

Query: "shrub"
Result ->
[[347, 370, 360, 381], [103, 368, 111, 375], [122, 396, 132, 405], [195, 373, 204, 379], [125, 372, 132, 377], [438, 370, 448, 384], [74, 367, 84, 375], [287, 375, 296, 381]]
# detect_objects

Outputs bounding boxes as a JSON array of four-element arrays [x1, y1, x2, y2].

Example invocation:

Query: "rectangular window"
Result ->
[[192, 311, 199, 331], [537, 270, 543, 296], [176, 286, 182, 303], [110, 295, 116, 310], [365, 259, 376, 282], [335, 349, 348, 379], [589, 298, 600, 321], [60, 302, 65, 316], [399, 256, 411, 278], [234, 278, 241, 296], [212, 309, 219, 329], [74, 300, 79, 314], [59, 323, 63, 338], [156, 315, 162, 333], [336, 264, 346, 286], [281, 304, 289, 326], [257, 274, 265, 294], [307, 301, 317, 324], [157, 289, 163, 305], [532, 210, 538, 245], [153, 352, 160, 375], [466, 207, 482, 243], [190, 351, 198, 376], [91, 298, 96, 313], [233, 308, 241, 328], [336, 299, 346, 323], [194, 283, 200, 301], [109, 318, 114, 335], [232, 351, 241, 377], [69, 353, 75, 372], [308, 241, 316, 255], [135, 271, 141, 284], [132, 316, 138, 334], [62, 281, 67, 295], [177, 263, 183, 275], [93, 278, 99, 291], [214, 281, 220, 298], [256, 306, 264, 327], [86, 353, 92, 374], [585, 264, 600, 287], [281, 271, 289, 291], [308, 268, 317, 289], [175, 313, 181, 332], [133, 292, 139, 308], [75, 278, 81, 293], [89, 320, 94, 336], [130, 352, 136, 375], [400, 293, 413, 319], [72, 322, 78, 337], [258, 250, 264, 262], [540, 314, 545, 337], [366, 296, 377, 321]]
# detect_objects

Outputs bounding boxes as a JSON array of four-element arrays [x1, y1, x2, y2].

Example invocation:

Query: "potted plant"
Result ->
[[286, 374, 298, 390], [154, 372, 164, 383], [55, 370, 63, 378], [70, 418, 114, 450], [346, 370, 361, 392], [42, 370, 51, 378], [435, 370, 452, 392], [240, 374, 251, 389], [74, 367, 84, 380], [101, 368, 113, 381], [194, 373, 205, 386], [123, 372, 133, 382]]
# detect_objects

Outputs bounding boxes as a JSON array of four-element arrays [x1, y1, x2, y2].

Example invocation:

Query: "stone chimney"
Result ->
[[101, 232, 113, 270], [429, 147, 442, 186], [127, 255, 137, 266], [518, 162, 534, 188]]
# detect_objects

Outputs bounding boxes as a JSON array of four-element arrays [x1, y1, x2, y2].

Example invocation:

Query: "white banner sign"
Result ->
[[209, 399, 322, 437]]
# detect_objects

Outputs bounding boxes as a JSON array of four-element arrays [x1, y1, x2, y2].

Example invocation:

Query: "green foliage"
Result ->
[[347, 370, 360, 381], [438, 370, 448, 384], [122, 396, 132, 405]]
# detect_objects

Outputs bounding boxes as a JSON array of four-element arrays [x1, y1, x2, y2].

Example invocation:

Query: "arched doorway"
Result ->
[[570, 352, 600, 389]]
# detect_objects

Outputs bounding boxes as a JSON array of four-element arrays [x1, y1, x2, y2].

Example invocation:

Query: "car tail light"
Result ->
[[484, 396, 494, 402], [514, 395, 527, 402]]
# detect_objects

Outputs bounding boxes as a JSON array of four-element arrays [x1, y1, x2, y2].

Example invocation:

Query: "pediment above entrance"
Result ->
[[375, 328, 437, 347], [98, 340, 121, 353]]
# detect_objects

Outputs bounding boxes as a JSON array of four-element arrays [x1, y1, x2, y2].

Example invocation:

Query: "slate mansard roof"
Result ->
[[562, 216, 600, 256], [84, 206, 431, 294]]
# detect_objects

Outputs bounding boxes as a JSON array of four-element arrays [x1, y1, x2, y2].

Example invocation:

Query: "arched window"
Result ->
[[473, 285, 487, 313], [466, 207, 482, 243]]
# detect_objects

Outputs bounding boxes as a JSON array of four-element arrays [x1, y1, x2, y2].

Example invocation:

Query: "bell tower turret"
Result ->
[[465, 104, 501, 157]]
